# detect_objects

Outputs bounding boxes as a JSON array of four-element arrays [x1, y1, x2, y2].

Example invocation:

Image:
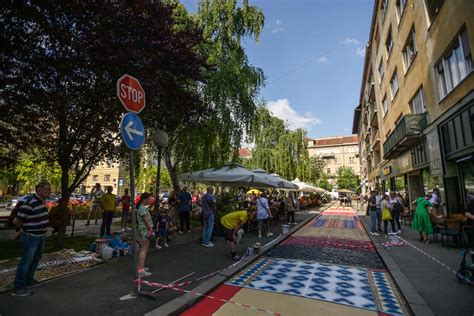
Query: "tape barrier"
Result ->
[[137, 279, 281, 315], [395, 235, 474, 285]]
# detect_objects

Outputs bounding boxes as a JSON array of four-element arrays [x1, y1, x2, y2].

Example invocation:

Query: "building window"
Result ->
[[410, 88, 425, 114], [382, 95, 388, 115], [424, 0, 444, 23], [390, 69, 399, 99], [349, 157, 355, 164], [403, 28, 417, 71], [327, 168, 331, 174], [92, 175, 98, 182], [396, 0, 407, 21], [436, 29, 472, 99], [385, 26, 393, 56], [104, 174, 111, 182], [378, 60, 384, 82]]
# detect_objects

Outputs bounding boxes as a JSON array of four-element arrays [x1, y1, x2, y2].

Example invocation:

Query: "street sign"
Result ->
[[117, 74, 146, 114], [120, 112, 145, 150]]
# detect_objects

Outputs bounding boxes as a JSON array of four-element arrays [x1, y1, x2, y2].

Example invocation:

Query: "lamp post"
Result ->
[[153, 129, 169, 202]]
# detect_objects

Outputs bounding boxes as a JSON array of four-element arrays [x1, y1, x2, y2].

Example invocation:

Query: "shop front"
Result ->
[[439, 98, 474, 214]]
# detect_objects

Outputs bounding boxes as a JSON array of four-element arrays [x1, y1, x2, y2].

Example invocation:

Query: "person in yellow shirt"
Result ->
[[220, 207, 256, 260], [100, 186, 116, 236]]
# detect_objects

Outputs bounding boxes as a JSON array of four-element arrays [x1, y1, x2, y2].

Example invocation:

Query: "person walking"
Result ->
[[411, 195, 433, 243], [201, 186, 216, 247], [136, 192, 155, 277], [86, 183, 103, 225], [381, 194, 396, 238], [120, 188, 131, 232], [100, 186, 115, 236], [375, 190, 383, 233], [256, 192, 273, 238], [178, 186, 192, 233], [368, 191, 379, 236], [220, 208, 256, 260], [285, 193, 296, 225], [389, 191, 403, 233], [11, 181, 51, 296]]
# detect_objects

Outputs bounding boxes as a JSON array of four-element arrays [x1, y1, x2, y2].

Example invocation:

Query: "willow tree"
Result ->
[[163, 0, 265, 189], [247, 107, 314, 182]]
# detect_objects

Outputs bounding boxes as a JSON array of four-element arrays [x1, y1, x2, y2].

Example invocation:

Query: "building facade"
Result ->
[[307, 135, 360, 186], [353, 0, 474, 214], [79, 162, 129, 196]]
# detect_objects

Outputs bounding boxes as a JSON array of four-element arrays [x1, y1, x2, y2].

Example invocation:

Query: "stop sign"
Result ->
[[117, 74, 146, 114]]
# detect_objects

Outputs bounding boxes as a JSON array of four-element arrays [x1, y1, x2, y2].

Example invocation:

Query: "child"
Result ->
[[155, 209, 170, 249]]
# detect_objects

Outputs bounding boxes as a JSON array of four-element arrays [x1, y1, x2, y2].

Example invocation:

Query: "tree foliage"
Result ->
[[1, 1, 206, 247], [15, 151, 62, 194], [163, 0, 265, 189], [244, 107, 315, 182], [335, 166, 359, 191]]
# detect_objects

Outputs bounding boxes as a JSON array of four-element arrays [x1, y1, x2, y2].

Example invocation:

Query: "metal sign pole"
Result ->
[[129, 150, 139, 293]]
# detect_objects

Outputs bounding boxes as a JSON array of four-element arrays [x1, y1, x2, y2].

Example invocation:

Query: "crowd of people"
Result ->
[[9, 179, 473, 297]]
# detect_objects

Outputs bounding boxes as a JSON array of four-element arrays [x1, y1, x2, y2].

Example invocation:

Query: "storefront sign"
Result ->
[[383, 166, 392, 176]]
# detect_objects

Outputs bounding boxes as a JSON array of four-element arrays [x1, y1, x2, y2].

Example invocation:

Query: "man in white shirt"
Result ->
[[375, 191, 383, 232], [86, 183, 104, 225], [256, 193, 273, 238], [429, 188, 442, 216]]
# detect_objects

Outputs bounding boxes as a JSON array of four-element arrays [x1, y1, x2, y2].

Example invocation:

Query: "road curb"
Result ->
[[145, 202, 335, 316], [359, 216, 434, 316]]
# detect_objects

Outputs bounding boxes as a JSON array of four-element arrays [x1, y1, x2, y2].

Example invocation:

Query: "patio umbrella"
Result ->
[[291, 178, 326, 193], [179, 162, 278, 188], [252, 169, 292, 188], [337, 189, 353, 193], [247, 189, 262, 194], [269, 173, 299, 190]]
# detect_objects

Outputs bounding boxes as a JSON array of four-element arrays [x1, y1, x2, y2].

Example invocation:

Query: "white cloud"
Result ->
[[356, 47, 366, 57], [340, 38, 360, 45], [266, 99, 322, 131], [272, 19, 283, 33], [317, 56, 328, 64]]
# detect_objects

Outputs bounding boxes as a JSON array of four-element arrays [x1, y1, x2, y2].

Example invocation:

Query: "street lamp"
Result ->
[[153, 129, 169, 202]]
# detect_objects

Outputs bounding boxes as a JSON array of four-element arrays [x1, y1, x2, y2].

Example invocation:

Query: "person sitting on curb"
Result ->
[[220, 207, 257, 260]]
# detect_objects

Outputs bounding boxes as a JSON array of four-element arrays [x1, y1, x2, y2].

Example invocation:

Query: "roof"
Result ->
[[238, 147, 252, 157], [308, 135, 359, 147]]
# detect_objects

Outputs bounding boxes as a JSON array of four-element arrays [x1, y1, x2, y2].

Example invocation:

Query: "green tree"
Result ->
[[163, 0, 265, 189], [1, 1, 206, 248], [317, 174, 333, 191], [15, 152, 62, 194], [335, 166, 359, 191], [246, 107, 314, 182]]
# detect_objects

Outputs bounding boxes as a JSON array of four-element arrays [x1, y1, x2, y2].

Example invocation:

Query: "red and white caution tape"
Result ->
[[167, 254, 246, 288], [395, 235, 474, 285], [137, 279, 281, 315]]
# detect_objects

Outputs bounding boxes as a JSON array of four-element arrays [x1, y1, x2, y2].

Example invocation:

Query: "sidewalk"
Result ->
[[0, 208, 322, 316], [359, 215, 473, 316]]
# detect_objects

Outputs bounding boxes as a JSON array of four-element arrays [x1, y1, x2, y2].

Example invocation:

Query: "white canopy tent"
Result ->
[[291, 178, 326, 193], [179, 162, 279, 188]]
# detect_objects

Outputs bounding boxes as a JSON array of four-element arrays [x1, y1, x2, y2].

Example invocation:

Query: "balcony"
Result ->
[[370, 105, 378, 127], [383, 113, 428, 159]]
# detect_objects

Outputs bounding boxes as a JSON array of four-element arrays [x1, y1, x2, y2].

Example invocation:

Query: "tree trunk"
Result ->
[[164, 152, 180, 191], [54, 166, 70, 250]]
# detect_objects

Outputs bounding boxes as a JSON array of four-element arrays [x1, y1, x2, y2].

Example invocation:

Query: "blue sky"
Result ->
[[182, 0, 373, 138]]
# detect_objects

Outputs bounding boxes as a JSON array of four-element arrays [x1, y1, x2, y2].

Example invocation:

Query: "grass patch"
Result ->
[[0, 235, 96, 260]]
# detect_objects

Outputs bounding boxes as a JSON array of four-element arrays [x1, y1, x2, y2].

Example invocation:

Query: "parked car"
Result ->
[[4, 195, 26, 209]]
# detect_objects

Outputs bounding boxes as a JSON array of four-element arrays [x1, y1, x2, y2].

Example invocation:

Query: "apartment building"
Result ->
[[353, 0, 474, 214], [79, 162, 129, 196], [307, 135, 360, 185]]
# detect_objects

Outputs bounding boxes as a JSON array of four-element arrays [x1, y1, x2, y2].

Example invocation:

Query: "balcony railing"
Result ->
[[383, 113, 428, 159], [370, 104, 378, 127]]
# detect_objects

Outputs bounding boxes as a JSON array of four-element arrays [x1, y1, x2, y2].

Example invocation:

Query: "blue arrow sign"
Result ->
[[120, 112, 145, 150]]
